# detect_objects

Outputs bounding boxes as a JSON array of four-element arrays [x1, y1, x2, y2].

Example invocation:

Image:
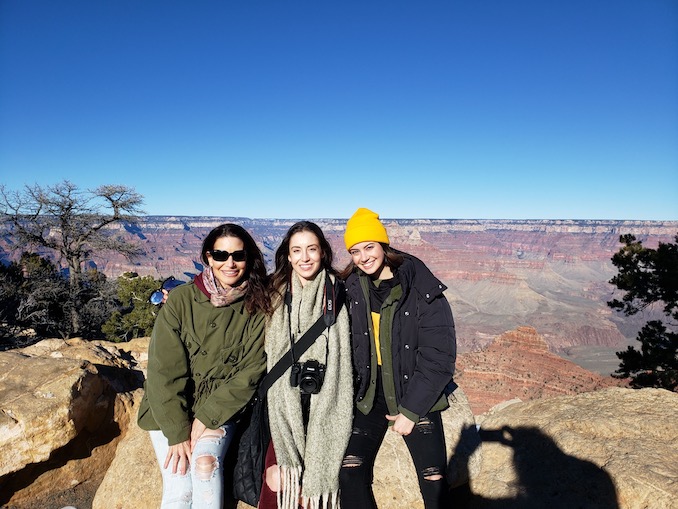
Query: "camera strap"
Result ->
[[258, 274, 344, 398]]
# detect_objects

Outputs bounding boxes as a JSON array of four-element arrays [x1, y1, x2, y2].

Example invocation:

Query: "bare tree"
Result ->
[[0, 180, 145, 335]]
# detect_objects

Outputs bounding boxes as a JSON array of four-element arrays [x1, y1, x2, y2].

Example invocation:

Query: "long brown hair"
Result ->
[[269, 221, 335, 308], [201, 223, 272, 315], [338, 242, 403, 280]]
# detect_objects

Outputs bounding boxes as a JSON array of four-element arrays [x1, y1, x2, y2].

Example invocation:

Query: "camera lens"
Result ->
[[300, 376, 319, 394]]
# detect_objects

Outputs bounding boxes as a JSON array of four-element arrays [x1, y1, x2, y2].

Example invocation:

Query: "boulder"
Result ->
[[95, 387, 678, 509], [372, 384, 481, 507], [4, 335, 677, 509], [469, 387, 678, 508], [92, 390, 162, 509], [0, 338, 146, 507], [99, 386, 481, 509]]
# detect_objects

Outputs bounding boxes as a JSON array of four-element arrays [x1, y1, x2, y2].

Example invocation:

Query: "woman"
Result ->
[[338, 208, 457, 509], [260, 221, 353, 509], [138, 223, 271, 509]]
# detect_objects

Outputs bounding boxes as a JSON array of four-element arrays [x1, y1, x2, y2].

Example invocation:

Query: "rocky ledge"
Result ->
[[0, 336, 675, 509]]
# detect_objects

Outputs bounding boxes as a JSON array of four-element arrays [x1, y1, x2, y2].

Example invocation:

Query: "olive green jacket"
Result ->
[[137, 281, 266, 445]]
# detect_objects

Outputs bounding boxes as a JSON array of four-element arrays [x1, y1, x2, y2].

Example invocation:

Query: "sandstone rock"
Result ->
[[0, 352, 103, 478], [0, 338, 146, 507], [92, 390, 162, 509], [96, 401, 249, 509], [469, 387, 678, 508], [95, 386, 677, 509], [372, 385, 481, 507], [4, 335, 675, 509]]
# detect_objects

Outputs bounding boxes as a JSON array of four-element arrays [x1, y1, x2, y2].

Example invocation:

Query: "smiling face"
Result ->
[[349, 241, 393, 279], [207, 235, 247, 288], [288, 230, 323, 286]]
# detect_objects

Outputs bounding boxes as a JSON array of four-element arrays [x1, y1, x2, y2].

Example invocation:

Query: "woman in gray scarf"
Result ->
[[260, 221, 353, 509]]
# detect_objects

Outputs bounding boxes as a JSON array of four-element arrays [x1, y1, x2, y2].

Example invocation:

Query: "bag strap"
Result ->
[[257, 275, 345, 398]]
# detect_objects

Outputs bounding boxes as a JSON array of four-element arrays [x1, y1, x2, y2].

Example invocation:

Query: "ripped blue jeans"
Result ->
[[149, 422, 236, 509]]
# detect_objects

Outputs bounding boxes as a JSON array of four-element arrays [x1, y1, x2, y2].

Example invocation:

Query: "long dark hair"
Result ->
[[269, 221, 335, 307], [200, 223, 272, 315], [338, 242, 403, 280]]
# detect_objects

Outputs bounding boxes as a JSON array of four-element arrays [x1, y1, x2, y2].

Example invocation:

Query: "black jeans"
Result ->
[[339, 377, 448, 509]]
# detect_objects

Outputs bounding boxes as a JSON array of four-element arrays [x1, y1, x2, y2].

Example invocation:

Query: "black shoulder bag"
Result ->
[[232, 275, 344, 507]]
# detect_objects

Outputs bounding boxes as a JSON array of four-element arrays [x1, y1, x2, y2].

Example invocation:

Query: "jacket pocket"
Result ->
[[222, 334, 245, 367]]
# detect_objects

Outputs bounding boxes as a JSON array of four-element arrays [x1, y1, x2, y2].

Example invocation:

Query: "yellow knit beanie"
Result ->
[[344, 207, 390, 250]]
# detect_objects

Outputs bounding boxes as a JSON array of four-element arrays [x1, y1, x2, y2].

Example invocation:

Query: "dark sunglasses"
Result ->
[[209, 249, 247, 262]]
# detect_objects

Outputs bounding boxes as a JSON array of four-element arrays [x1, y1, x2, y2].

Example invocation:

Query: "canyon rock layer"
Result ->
[[4, 217, 674, 364]]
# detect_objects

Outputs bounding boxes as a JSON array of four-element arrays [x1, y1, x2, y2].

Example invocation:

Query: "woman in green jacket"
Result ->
[[138, 223, 271, 509]]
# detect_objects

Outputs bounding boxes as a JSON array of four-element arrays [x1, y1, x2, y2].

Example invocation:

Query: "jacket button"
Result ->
[[439, 284, 443, 289], [229, 355, 237, 363], [404, 374, 409, 380], [212, 419, 218, 425], [363, 332, 368, 335], [196, 373, 202, 377], [404, 344, 410, 349], [201, 350, 207, 356], [426, 293, 430, 298], [404, 311, 409, 316], [210, 323, 216, 328]]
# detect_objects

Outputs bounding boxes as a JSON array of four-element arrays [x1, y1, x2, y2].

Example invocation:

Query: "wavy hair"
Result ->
[[201, 223, 272, 315]]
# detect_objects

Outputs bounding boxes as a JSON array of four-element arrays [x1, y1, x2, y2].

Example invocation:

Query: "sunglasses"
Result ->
[[209, 249, 247, 262], [149, 276, 185, 305]]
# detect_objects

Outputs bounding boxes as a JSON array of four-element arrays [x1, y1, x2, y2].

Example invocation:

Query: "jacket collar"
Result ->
[[346, 249, 447, 303]]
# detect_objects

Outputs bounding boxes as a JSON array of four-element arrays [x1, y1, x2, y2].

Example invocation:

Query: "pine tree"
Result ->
[[608, 234, 678, 390]]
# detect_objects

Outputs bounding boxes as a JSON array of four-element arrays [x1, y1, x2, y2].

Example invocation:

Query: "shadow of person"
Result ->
[[450, 425, 619, 509]]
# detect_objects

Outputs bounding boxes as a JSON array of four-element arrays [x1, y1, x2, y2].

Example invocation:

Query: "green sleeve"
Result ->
[[398, 405, 420, 424], [145, 299, 192, 445]]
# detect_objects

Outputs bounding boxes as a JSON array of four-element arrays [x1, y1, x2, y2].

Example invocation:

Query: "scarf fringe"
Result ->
[[278, 465, 302, 509], [278, 465, 341, 509], [305, 491, 340, 509]]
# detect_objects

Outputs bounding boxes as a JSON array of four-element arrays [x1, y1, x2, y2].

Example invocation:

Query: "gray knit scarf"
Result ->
[[266, 270, 353, 509]]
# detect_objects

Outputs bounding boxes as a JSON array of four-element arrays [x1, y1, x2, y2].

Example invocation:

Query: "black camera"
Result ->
[[290, 360, 326, 394]]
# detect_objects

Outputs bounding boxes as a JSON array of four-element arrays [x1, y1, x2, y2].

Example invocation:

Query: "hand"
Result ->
[[190, 418, 208, 451], [385, 413, 416, 436], [164, 440, 191, 475]]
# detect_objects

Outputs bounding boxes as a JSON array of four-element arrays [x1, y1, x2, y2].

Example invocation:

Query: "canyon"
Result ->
[[1, 217, 676, 508], [2, 217, 676, 372]]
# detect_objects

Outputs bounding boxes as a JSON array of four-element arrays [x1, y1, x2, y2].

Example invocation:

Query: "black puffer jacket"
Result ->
[[345, 251, 457, 418]]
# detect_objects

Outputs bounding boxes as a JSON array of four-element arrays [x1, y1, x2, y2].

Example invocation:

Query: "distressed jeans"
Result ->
[[339, 376, 448, 509], [149, 422, 236, 509]]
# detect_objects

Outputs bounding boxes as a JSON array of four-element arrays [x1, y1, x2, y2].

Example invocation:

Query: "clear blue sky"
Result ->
[[1, 0, 676, 220]]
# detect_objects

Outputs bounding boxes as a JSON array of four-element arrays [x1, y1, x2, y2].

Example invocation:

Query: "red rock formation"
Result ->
[[456, 326, 624, 415], [2, 217, 675, 356]]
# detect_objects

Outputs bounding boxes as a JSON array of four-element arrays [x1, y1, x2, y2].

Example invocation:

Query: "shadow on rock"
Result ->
[[451, 425, 619, 509]]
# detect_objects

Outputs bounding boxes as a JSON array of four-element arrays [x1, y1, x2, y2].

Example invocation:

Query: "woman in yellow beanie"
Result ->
[[338, 208, 457, 509]]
